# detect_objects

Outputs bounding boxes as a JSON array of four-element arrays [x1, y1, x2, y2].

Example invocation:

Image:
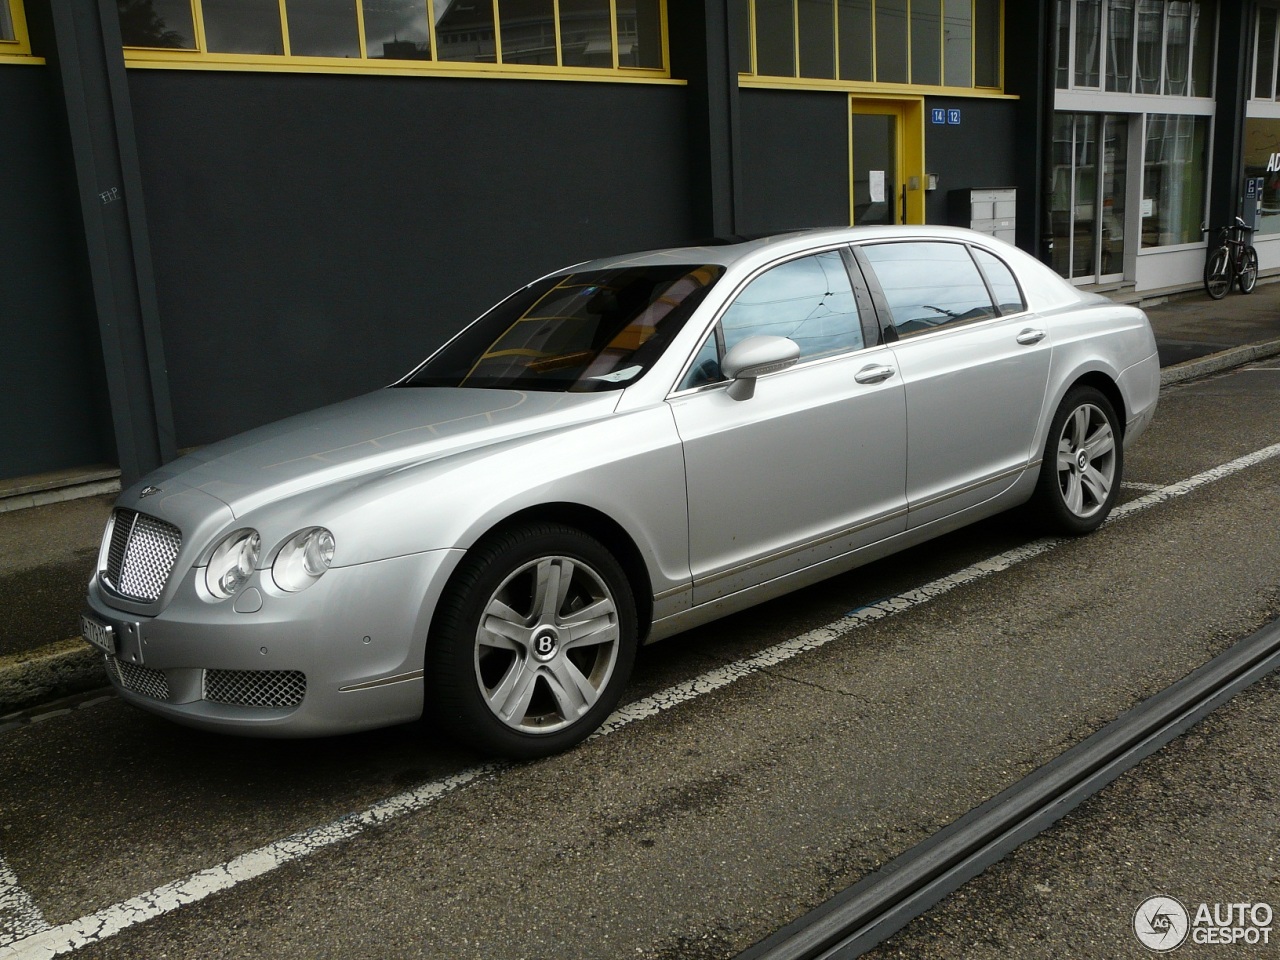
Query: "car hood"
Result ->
[[129, 388, 620, 518]]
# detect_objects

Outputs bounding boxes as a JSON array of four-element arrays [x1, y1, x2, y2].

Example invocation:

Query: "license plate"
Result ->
[[81, 614, 116, 655]]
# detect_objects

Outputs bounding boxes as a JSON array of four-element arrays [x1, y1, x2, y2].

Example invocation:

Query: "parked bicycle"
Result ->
[[1202, 217, 1259, 300]]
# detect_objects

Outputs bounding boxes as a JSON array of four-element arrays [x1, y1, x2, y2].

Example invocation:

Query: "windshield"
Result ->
[[400, 264, 724, 392]]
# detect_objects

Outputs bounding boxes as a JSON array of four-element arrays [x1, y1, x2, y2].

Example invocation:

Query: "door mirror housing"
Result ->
[[721, 336, 800, 401]]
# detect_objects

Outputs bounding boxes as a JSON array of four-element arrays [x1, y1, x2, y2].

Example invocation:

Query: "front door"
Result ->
[[850, 99, 924, 226]]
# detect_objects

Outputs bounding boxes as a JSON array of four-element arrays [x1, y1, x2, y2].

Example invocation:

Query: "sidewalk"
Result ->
[[2, 282, 1280, 718]]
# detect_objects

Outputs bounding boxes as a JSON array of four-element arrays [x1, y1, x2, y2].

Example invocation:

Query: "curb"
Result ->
[[0, 640, 105, 718], [1, 340, 1277, 720]]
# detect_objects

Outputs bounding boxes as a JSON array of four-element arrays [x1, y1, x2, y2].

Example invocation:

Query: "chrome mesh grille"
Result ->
[[103, 509, 182, 602], [108, 657, 171, 701], [204, 670, 307, 709]]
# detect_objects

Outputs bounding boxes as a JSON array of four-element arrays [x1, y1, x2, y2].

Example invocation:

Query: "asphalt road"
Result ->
[[1, 359, 1278, 959]]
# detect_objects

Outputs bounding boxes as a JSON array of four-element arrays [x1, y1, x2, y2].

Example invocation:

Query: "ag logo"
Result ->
[[1134, 895, 1190, 952]]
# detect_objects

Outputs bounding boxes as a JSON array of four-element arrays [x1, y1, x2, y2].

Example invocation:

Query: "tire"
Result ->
[[1032, 386, 1123, 535], [1204, 246, 1231, 300], [1239, 245, 1259, 294], [425, 522, 637, 759]]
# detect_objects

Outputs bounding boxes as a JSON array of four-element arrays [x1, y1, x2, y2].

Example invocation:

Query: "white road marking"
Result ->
[[1121, 481, 1166, 492], [3, 439, 1280, 959], [0, 859, 48, 943]]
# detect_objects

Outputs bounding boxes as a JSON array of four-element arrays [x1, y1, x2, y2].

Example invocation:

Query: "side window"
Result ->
[[721, 250, 864, 360], [862, 242, 998, 335], [972, 247, 1027, 315]]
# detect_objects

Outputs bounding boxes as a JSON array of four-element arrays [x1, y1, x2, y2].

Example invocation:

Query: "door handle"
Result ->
[[1016, 328, 1047, 345], [855, 363, 896, 384]]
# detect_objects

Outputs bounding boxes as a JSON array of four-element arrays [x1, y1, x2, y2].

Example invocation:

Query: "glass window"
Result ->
[[288, 0, 360, 58], [1135, 0, 1163, 93], [1107, 0, 1134, 93], [0, 0, 12, 41], [862, 242, 997, 335], [620, 0, 663, 68], [500, 0, 557, 65], [436, 0, 497, 62], [1142, 113, 1208, 247], [1164, 0, 1191, 94], [1191, 0, 1215, 96], [911, 0, 941, 86], [973, 0, 999, 86], [943, 0, 972, 87], [560, 0, 613, 67], [720, 252, 863, 361], [1257, 8, 1278, 100], [117, 0, 197, 49], [1074, 0, 1102, 87], [202, 0, 284, 54], [838, 0, 873, 81], [1243, 117, 1280, 236], [734, 0, 752, 71], [972, 248, 1026, 315], [404, 264, 724, 392], [1055, 0, 1071, 88], [756, 0, 796, 76], [798, 0, 836, 79], [365, 0, 432, 60], [876, 0, 908, 84]]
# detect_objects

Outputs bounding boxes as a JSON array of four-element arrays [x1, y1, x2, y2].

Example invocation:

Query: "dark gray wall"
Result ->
[[737, 89, 852, 235], [922, 96, 1019, 227], [0, 67, 111, 478], [127, 71, 694, 447]]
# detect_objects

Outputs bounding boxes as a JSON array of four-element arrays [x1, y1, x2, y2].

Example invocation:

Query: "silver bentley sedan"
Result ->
[[82, 226, 1159, 758]]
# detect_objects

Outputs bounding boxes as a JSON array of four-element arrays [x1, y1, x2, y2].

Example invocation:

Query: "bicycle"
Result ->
[[1202, 217, 1259, 300]]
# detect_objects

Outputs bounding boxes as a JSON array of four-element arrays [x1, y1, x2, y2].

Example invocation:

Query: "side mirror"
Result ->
[[721, 335, 800, 401]]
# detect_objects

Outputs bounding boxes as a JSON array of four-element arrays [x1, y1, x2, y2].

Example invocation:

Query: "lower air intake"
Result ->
[[204, 669, 307, 709]]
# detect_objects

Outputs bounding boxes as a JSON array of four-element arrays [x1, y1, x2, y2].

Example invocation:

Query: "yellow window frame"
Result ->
[[0, 0, 35, 62], [122, 0, 677, 84]]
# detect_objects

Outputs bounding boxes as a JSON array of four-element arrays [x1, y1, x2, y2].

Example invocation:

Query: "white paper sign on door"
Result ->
[[869, 170, 886, 203]]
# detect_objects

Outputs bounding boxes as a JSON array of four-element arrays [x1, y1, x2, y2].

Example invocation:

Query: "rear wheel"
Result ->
[[1204, 246, 1231, 300], [1239, 245, 1259, 294], [1032, 386, 1123, 535], [425, 523, 637, 759]]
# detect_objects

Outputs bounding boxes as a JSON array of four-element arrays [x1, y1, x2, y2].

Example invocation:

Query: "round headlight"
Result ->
[[205, 529, 261, 600], [272, 527, 335, 593]]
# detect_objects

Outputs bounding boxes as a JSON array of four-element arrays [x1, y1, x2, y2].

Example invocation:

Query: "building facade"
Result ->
[[0, 1, 1263, 486]]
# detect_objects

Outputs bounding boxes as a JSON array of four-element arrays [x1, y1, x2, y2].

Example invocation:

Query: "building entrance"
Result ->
[[1050, 112, 1129, 284]]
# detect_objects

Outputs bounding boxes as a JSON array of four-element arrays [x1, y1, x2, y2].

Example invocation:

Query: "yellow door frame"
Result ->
[[848, 96, 926, 225]]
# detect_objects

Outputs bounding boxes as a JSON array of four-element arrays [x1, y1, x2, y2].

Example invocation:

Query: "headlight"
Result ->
[[205, 529, 261, 600], [272, 527, 336, 593]]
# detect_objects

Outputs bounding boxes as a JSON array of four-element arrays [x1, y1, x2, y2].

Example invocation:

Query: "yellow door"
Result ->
[[850, 99, 925, 225]]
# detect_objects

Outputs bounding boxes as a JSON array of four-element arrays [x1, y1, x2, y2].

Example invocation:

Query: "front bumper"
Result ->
[[84, 547, 464, 736]]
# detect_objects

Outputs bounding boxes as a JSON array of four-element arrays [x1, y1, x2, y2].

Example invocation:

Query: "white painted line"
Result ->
[[1122, 481, 1166, 492], [4, 440, 1280, 959], [0, 858, 49, 944]]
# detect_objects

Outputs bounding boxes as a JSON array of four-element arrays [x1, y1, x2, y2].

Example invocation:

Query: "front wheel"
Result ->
[[425, 523, 637, 759], [1204, 246, 1231, 300], [1239, 245, 1259, 294], [1031, 386, 1123, 535]]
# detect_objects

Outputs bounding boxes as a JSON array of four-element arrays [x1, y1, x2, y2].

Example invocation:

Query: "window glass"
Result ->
[[288, 0, 360, 58], [943, 0, 972, 87], [1107, 0, 1135, 93], [402, 265, 724, 392], [560, 0, 613, 67], [1135, 0, 1163, 93], [734, 0, 752, 71], [1164, 0, 1191, 94], [1142, 113, 1208, 247], [500, 0, 557, 65], [1257, 8, 1278, 100], [973, 0, 999, 86], [972, 248, 1026, 315], [435, 0, 497, 62], [203, 0, 284, 54], [1243, 117, 1280, 236], [620, 0, 663, 68], [680, 331, 725, 390], [0, 0, 12, 41], [1191, 0, 1215, 97], [910, 0, 941, 86], [118, 0, 197, 49], [720, 252, 863, 361], [798, 0, 835, 80], [875, 0, 908, 83], [365, 0, 431, 59], [1055, 0, 1071, 88], [1074, 0, 1101, 87], [756, 0, 796, 76], [838, 0, 873, 81], [862, 242, 997, 334]]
